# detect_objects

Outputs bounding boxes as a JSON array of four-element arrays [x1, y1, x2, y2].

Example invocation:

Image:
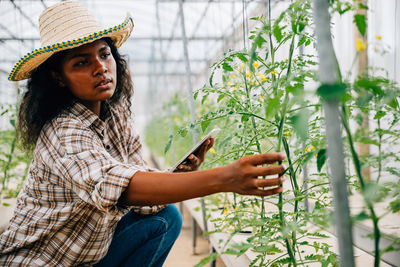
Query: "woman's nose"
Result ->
[[93, 58, 107, 75]]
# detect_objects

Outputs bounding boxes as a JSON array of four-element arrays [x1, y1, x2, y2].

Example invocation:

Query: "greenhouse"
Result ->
[[0, 0, 399, 266]]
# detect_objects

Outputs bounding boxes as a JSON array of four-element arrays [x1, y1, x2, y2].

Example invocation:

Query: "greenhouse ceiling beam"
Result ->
[[0, 58, 208, 63], [0, 36, 225, 42], [40, 0, 47, 9], [10, 0, 37, 28], [0, 24, 30, 47], [0, 40, 24, 56], [189, 0, 213, 38]]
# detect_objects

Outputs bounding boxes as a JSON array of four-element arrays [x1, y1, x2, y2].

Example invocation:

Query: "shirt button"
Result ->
[[105, 145, 111, 150]]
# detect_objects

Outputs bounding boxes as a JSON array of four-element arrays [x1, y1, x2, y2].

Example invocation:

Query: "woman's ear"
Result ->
[[51, 71, 66, 87]]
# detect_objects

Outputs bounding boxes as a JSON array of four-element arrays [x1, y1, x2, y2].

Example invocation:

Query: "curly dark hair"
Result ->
[[17, 37, 133, 151]]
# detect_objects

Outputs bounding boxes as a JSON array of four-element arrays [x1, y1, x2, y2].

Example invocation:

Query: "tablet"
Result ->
[[169, 128, 220, 172]]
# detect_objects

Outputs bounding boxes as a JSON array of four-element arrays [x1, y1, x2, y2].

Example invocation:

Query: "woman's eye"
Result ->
[[101, 53, 111, 59], [75, 60, 87, 67]]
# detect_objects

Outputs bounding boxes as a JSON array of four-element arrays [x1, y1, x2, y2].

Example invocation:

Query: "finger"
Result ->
[[196, 139, 211, 161], [177, 164, 194, 172], [207, 138, 215, 150], [187, 154, 201, 166], [254, 176, 285, 187], [246, 186, 283, 197], [246, 152, 286, 166], [252, 164, 285, 177]]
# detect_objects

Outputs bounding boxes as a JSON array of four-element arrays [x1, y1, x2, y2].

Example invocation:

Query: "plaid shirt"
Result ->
[[0, 101, 165, 266]]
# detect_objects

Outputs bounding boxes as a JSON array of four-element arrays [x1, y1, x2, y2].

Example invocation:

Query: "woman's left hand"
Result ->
[[175, 138, 215, 172]]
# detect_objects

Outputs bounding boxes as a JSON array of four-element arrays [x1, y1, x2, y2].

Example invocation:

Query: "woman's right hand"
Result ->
[[221, 152, 286, 197]]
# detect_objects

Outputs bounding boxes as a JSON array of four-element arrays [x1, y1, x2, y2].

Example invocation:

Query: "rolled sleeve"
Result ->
[[47, 121, 146, 215]]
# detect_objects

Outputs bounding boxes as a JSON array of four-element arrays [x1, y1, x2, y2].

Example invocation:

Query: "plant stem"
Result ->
[[341, 107, 381, 266], [282, 137, 300, 254], [377, 118, 382, 183], [274, 34, 297, 267]]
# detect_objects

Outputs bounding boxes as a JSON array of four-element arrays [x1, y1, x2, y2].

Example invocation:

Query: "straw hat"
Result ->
[[8, 0, 134, 81]]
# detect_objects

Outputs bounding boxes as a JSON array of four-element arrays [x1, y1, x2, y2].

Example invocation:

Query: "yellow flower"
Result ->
[[260, 95, 264, 102], [356, 38, 367, 52], [259, 71, 267, 81], [227, 82, 231, 86], [271, 69, 279, 76], [284, 129, 293, 136], [376, 35, 382, 40], [209, 148, 216, 154], [240, 63, 245, 70], [304, 146, 316, 153], [284, 57, 288, 61], [231, 74, 235, 79], [223, 207, 229, 215], [253, 61, 259, 69], [232, 87, 237, 91], [246, 71, 251, 78]]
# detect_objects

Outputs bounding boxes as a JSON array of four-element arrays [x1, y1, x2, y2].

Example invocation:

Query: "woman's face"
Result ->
[[59, 39, 117, 111]]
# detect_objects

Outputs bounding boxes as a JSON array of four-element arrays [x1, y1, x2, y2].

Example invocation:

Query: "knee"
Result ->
[[161, 205, 182, 238]]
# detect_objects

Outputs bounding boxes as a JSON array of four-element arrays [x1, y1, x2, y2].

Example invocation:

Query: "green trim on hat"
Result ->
[[8, 15, 133, 81]]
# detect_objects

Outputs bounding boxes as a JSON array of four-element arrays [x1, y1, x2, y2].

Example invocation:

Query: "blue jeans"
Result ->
[[94, 205, 182, 267]]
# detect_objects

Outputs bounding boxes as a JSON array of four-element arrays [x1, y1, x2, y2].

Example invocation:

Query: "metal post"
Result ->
[[312, 1, 355, 266], [178, 0, 198, 143], [178, 0, 209, 254], [156, 0, 180, 215]]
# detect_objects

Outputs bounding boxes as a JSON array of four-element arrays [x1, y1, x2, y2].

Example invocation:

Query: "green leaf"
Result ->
[[179, 128, 188, 137], [209, 70, 215, 86], [217, 94, 224, 103], [2, 202, 10, 207], [265, 97, 280, 119], [297, 35, 307, 47], [390, 199, 400, 213], [201, 94, 208, 104], [194, 253, 219, 267], [241, 114, 249, 122], [193, 91, 199, 100], [354, 14, 367, 36], [317, 148, 327, 172], [237, 53, 248, 62], [355, 78, 384, 96], [255, 35, 267, 48], [201, 120, 210, 132], [353, 210, 369, 221], [222, 62, 233, 72], [316, 83, 347, 101], [374, 110, 386, 120], [289, 109, 311, 142], [388, 98, 399, 109], [273, 25, 283, 43], [164, 135, 173, 154]]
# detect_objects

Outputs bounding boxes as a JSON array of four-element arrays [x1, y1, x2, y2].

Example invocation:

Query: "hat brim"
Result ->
[[8, 14, 134, 81]]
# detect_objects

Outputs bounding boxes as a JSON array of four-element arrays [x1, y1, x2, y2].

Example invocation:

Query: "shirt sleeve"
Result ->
[[43, 119, 147, 216]]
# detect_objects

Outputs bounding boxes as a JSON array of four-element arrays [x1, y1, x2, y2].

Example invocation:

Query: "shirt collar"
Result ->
[[68, 101, 114, 138]]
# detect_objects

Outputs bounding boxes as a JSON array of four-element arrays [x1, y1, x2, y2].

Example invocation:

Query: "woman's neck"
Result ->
[[80, 100, 101, 117]]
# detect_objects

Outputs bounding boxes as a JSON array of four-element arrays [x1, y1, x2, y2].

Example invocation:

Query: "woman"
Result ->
[[0, 1, 286, 266]]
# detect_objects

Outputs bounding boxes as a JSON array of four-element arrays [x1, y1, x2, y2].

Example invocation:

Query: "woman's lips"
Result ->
[[95, 79, 112, 90]]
